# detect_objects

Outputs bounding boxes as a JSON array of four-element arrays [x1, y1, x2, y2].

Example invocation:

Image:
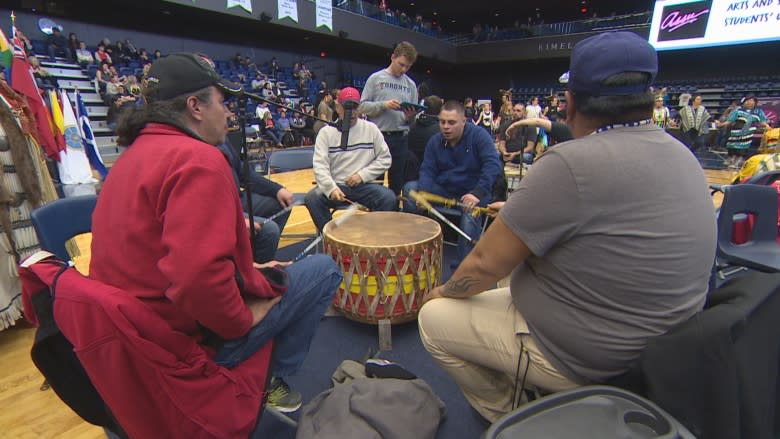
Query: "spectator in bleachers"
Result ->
[[269, 57, 280, 77], [290, 110, 306, 143], [138, 48, 151, 66], [251, 73, 264, 90], [95, 44, 112, 65], [106, 88, 136, 132], [29, 56, 56, 89], [153, 49, 163, 61], [275, 108, 294, 147], [126, 75, 141, 96], [95, 61, 112, 95], [14, 29, 33, 55], [679, 94, 711, 152], [67, 33, 80, 61], [46, 27, 72, 62], [255, 101, 271, 122], [261, 82, 276, 99], [299, 63, 312, 80], [114, 41, 131, 64], [261, 112, 283, 147], [124, 39, 139, 60], [314, 90, 334, 135], [75, 41, 94, 67]]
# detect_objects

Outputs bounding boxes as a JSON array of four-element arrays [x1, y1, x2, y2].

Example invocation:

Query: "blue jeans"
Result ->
[[304, 183, 398, 232], [248, 215, 280, 264], [402, 181, 487, 269], [383, 132, 409, 195], [214, 254, 342, 376]]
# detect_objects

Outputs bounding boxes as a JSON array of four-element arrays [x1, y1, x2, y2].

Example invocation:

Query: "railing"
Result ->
[[331, 0, 651, 45]]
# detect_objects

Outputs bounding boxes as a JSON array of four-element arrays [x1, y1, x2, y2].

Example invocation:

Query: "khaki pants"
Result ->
[[418, 288, 579, 422]]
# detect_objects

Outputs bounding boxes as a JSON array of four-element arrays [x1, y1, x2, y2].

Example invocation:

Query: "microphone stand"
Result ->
[[234, 90, 340, 260]]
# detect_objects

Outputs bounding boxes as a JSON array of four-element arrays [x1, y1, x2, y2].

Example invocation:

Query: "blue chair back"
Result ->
[[30, 195, 98, 261], [717, 184, 780, 272], [267, 147, 314, 174]]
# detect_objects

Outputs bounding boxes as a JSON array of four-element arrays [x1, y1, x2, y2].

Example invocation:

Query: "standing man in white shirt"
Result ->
[[359, 41, 419, 195]]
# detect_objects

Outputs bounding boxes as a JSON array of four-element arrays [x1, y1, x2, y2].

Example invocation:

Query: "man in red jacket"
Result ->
[[89, 53, 342, 418]]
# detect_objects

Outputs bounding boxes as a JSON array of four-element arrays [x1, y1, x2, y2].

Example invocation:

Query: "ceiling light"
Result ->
[[433, 11, 438, 15]]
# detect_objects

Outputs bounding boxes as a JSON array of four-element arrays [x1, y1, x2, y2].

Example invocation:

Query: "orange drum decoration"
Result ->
[[323, 211, 442, 324]]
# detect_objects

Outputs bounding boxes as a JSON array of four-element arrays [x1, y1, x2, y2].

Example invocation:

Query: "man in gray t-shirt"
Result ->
[[359, 41, 419, 195], [417, 31, 717, 423]]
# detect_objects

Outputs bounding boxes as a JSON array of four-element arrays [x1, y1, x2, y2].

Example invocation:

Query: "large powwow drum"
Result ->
[[323, 211, 442, 324]]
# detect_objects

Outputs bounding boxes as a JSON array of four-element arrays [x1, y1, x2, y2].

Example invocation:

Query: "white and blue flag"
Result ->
[[75, 90, 108, 179]]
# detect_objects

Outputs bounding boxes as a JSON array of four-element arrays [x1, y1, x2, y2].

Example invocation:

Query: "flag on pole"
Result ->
[[10, 42, 62, 159], [0, 27, 11, 76], [75, 90, 107, 179], [57, 90, 95, 184]]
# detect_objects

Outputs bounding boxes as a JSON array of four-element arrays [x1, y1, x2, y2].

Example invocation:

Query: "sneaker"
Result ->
[[266, 377, 302, 413]]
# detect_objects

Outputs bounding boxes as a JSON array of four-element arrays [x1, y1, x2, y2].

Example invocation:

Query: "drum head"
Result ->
[[324, 211, 440, 247]]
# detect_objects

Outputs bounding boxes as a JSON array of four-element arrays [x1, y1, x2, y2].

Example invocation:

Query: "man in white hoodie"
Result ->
[[305, 87, 397, 232]]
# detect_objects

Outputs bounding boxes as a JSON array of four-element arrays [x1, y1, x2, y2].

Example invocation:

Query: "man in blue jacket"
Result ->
[[217, 139, 295, 263], [403, 100, 502, 269]]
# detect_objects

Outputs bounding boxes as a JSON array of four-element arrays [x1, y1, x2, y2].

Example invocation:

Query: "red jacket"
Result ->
[[20, 256, 272, 439], [89, 123, 284, 341]]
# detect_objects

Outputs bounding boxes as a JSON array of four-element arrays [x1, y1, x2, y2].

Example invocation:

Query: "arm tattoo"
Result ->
[[442, 276, 480, 298]]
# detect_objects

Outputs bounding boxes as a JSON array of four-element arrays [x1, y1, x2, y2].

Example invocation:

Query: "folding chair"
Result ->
[[716, 184, 780, 273], [29, 196, 297, 438]]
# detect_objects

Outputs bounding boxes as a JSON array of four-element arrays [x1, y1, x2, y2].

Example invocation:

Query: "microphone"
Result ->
[[340, 101, 357, 150]]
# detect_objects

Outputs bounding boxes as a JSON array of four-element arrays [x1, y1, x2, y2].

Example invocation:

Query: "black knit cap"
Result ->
[[144, 53, 242, 101]]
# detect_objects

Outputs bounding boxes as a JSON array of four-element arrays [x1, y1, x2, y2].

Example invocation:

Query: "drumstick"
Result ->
[[261, 199, 303, 224], [292, 204, 359, 262], [409, 191, 474, 244], [416, 191, 492, 217]]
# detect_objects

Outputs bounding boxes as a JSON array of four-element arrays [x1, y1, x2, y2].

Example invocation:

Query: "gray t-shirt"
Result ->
[[500, 124, 716, 384], [359, 69, 417, 132]]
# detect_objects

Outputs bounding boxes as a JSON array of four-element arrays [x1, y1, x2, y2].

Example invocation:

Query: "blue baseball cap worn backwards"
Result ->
[[563, 31, 658, 97]]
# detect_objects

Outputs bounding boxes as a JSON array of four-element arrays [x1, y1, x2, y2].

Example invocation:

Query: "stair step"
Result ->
[[57, 79, 94, 90], [40, 59, 79, 69], [92, 126, 113, 134], [95, 136, 118, 148], [85, 106, 108, 117], [67, 91, 102, 104], [47, 67, 88, 79]]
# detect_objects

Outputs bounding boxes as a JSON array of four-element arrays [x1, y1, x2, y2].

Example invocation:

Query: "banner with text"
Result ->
[[278, 0, 299, 23], [227, 0, 252, 14], [649, 0, 780, 50], [316, 0, 333, 31]]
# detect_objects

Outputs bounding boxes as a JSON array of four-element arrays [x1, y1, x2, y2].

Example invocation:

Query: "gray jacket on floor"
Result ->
[[296, 377, 446, 439]]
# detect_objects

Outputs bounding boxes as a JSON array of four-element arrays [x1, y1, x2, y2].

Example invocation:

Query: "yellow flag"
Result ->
[[49, 89, 64, 135]]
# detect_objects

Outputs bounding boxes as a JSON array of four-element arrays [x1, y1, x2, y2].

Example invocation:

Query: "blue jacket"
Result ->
[[419, 123, 502, 200]]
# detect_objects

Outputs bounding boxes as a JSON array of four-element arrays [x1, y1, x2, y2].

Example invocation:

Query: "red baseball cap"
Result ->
[[338, 87, 361, 106]]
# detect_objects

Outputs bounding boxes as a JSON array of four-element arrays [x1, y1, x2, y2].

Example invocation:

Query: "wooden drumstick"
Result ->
[[416, 191, 492, 217], [409, 191, 474, 244], [292, 204, 359, 262]]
